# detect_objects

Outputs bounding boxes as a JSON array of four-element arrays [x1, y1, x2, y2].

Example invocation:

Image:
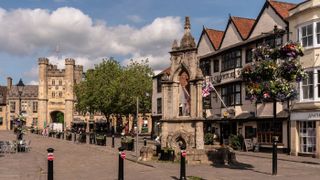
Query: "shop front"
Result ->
[[290, 111, 320, 158]]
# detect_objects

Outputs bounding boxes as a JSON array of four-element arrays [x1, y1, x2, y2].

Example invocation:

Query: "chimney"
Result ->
[[7, 77, 12, 90]]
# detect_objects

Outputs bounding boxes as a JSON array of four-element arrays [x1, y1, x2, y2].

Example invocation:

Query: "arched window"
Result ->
[[178, 71, 190, 116]]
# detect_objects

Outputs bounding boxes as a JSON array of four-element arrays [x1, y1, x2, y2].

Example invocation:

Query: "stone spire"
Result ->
[[180, 16, 196, 49], [172, 39, 179, 50]]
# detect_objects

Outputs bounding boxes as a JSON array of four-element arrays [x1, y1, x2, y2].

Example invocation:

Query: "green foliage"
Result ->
[[204, 133, 214, 145], [241, 41, 306, 102], [121, 136, 133, 143], [229, 134, 241, 150], [75, 58, 153, 118], [56, 112, 64, 124]]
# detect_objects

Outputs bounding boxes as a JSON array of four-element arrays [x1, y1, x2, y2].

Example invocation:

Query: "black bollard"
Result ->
[[143, 137, 147, 146], [272, 136, 278, 175], [180, 145, 186, 180], [47, 148, 54, 180], [118, 147, 125, 180], [112, 135, 115, 148]]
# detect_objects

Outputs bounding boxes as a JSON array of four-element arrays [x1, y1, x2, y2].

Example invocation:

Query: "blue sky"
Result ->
[[0, 0, 302, 85]]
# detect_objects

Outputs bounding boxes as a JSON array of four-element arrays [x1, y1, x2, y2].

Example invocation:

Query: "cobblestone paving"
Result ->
[[1, 131, 320, 180]]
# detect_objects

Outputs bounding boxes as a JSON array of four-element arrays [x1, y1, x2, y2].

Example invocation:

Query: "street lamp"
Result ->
[[16, 78, 25, 141], [16, 78, 25, 116]]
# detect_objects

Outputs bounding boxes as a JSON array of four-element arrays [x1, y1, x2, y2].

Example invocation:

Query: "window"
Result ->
[[59, 92, 63, 97], [157, 98, 162, 114], [52, 92, 55, 98], [221, 83, 241, 106], [157, 77, 162, 93], [302, 71, 313, 100], [59, 80, 62, 86], [298, 22, 320, 48], [10, 101, 15, 113], [301, 24, 313, 47], [213, 60, 219, 73], [0, 117, 3, 125], [222, 50, 241, 71], [52, 80, 55, 86], [32, 118, 38, 126], [317, 22, 320, 44], [257, 121, 282, 144], [21, 101, 28, 113], [299, 121, 316, 154], [245, 49, 253, 63], [200, 60, 211, 76], [33, 101, 38, 113], [0, 107, 2, 112], [245, 126, 256, 139]]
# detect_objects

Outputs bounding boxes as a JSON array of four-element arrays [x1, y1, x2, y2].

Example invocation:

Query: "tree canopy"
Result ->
[[75, 58, 154, 118]]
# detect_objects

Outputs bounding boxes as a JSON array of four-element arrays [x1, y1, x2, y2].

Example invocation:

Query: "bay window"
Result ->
[[299, 68, 320, 101], [221, 83, 241, 106], [298, 21, 320, 48], [222, 50, 241, 71]]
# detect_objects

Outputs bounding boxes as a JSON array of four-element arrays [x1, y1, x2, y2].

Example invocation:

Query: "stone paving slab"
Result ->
[[1, 131, 320, 180]]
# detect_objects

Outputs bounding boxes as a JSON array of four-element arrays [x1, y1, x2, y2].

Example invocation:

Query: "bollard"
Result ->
[[47, 148, 54, 180], [272, 136, 278, 175], [180, 145, 186, 180], [143, 137, 147, 147], [118, 147, 125, 180], [112, 135, 115, 148]]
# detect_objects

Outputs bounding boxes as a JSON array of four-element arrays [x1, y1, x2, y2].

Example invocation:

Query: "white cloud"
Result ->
[[28, 80, 39, 85], [0, 7, 183, 72]]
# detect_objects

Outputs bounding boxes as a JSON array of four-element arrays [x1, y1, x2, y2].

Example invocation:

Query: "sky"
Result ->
[[0, 0, 303, 85]]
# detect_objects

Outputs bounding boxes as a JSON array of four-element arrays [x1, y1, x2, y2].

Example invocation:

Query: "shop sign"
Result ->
[[291, 111, 320, 121]]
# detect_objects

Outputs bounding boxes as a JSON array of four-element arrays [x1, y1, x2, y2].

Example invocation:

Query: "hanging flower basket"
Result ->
[[241, 41, 306, 102]]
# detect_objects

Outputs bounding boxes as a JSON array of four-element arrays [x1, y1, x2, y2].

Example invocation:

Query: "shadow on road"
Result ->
[[210, 162, 271, 176]]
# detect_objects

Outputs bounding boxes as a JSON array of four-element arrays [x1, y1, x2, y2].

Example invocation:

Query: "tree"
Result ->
[[75, 58, 122, 119], [118, 59, 154, 116], [75, 58, 154, 120]]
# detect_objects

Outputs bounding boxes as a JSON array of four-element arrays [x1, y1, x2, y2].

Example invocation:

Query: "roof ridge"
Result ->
[[205, 28, 224, 32], [231, 16, 256, 21], [268, 0, 297, 6]]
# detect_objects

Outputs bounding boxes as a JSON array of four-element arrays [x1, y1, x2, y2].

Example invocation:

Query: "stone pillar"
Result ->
[[196, 81, 203, 117], [172, 83, 179, 118], [290, 120, 299, 156], [38, 58, 49, 130], [190, 82, 196, 117], [316, 121, 320, 158], [196, 122, 204, 149], [65, 58, 75, 129], [161, 122, 168, 148]]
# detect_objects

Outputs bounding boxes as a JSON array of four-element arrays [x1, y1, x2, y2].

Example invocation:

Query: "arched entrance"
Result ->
[[50, 111, 64, 131]]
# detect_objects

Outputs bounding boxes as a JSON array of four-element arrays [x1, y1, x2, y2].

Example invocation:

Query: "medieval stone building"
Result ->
[[38, 58, 83, 130], [160, 17, 204, 152]]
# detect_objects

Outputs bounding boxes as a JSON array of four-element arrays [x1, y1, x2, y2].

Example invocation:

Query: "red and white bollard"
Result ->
[[47, 148, 54, 180]]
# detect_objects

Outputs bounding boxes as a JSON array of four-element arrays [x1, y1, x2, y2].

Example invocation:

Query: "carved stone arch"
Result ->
[[166, 129, 195, 151], [172, 63, 191, 82]]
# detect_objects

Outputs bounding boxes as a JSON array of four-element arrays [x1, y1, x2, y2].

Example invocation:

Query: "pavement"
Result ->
[[1, 131, 320, 180]]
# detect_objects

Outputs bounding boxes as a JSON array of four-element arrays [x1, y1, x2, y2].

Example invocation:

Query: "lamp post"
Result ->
[[16, 78, 25, 116], [16, 78, 25, 141], [242, 26, 305, 176]]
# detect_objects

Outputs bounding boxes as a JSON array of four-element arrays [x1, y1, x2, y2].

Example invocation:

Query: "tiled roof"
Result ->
[[231, 16, 256, 40], [8, 85, 38, 98], [160, 67, 171, 76], [205, 28, 224, 50], [269, 0, 297, 19]]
